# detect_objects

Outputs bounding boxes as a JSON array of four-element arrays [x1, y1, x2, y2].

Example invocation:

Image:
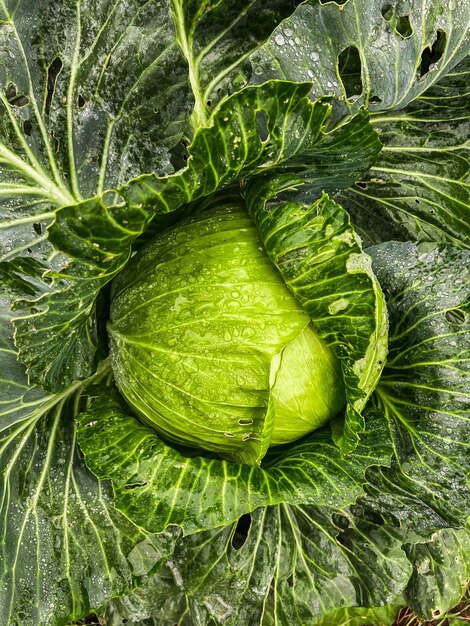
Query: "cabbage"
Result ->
[[109, 205, 345, 464]]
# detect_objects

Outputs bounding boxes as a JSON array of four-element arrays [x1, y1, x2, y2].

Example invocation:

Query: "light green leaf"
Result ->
[[0, 264, 177, 626], [249, 0, 470, 115], [244, 186, 388, 452], [365, 241, 470, 531], [340, 55, 470, 248], [77, 389, 391, 534]]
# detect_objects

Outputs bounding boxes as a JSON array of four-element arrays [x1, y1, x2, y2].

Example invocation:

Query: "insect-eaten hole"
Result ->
[[124, 481, 148, 490], [419, 29, 446, 77], [355, 181, 368, 190], [445, 308, 465, 326], [287, 574, 294, 587], [256, 109, 269, 142], [338, 46, 362, 100], [395, 15, 413, 38], [6, 83, 29, 107], [45, 56, 63, 115], [33, 222, 42, 235], [77, 93, 86, 109], [23, 120, 33, 136], [381, 6, 413, 39], [369, 94, 382, 104], [231, 513, 252, 549]]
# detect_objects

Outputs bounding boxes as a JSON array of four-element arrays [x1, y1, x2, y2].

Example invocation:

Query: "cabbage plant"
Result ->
[[0, 1, 469, 626]]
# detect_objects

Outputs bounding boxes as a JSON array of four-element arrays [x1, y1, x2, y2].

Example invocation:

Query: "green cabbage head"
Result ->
[[108, 205, 345, 465]]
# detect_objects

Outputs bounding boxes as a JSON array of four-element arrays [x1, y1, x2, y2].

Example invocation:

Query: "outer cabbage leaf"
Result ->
[[403, 526, 470, 620], [248, 0, 470, 116], [0, 263, 178, 626], [365, 242, 470, 531], [77, 392, 391, 534], [340, 55, 470, 248], [244, 185, 388, 452], [99, 503, 411, 626]]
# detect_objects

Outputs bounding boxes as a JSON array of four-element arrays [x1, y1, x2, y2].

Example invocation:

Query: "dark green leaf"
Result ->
[[249, 0, 470, 115], [161, 504, 410, 626], [258, 107, 382, 201], [169, 0, 298, 127], [365, 242, 470, 532], [340, 56, 470, 248], [0, 265, 177, 626], [404, 527, 470, 620]]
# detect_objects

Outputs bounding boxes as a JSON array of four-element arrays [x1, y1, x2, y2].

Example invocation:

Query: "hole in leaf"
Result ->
[[396, 15, 413, 38], [369, 95, 382, 104], [45, 57, 63, 115], [206, 99, 212, 107], [381, 6, 413, 38], [419, 30, 446, 77], [445, 309, 465, 326], [78, 94, 86, 108], [415, 199, 420, 204], [23, 120, 33, 136], [355, 181, 368, 189], [287, 575, 294, 587], [78, 395, 89, 413], [27, 248, 32, 253], [124, 482, 147, 490], [256, 109, 269, 142], [338, 46, 362, 99], [6, 83, 29, 107], [381, 4, 393, 20], [33, 223, 42, 235], [231, 513, 251, 549]]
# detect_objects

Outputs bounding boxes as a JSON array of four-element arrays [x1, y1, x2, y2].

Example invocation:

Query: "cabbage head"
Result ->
[[108, 205, 345, 465]]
